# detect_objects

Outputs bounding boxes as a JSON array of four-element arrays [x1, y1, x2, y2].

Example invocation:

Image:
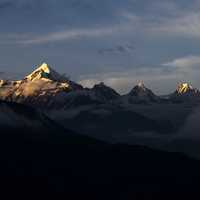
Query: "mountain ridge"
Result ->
[[0, 63, 200, 109]]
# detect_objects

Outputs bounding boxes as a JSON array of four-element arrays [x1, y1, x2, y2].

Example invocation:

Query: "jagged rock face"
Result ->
[[176, 83, 199, 95], [127, 82, 160, 103], [170, 83, 200, 103], [25, 63, 68, 82], [92, 82, 120, 102], [0, 63, 83, 108], [177, 83, 192, 94], [0, 64, 121, 109], [62, 83, 120, 109], [0, 80, 7, 87]]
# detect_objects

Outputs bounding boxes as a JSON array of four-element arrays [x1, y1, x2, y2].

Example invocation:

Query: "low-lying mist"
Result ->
[[112, 105, 200, 159]]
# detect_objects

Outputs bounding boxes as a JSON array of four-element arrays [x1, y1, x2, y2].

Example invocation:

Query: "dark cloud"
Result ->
[[0, 1, 14, 10], [98, 44, 135, 55], [0, 0, 189, 32]]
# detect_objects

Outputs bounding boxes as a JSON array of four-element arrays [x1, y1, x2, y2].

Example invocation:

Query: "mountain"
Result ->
[[0, 63, 122, 109], [91, 82, 120, 101], [177, 83, 194, 94], [45, 82, 120, 109], [25, 62, 68, 82], [170, 82, 200, 103], [5, 64, 200, 110], [0, 65, 122, 109], [24, 62, 82, 90], [59, 89, 103, 109], [0, 63, 83, 108], [120, 82, 160, 104], [176, 82, 200, 96]]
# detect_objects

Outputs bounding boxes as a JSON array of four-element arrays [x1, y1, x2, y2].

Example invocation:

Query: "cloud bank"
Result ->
[[79, 66, 182, 94], [163, 55, 200, 71]]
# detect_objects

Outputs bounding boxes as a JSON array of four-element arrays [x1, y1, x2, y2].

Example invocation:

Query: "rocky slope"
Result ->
[[119, 82, 160, 105], [0, 63, 83, 108], [0, 63, 121, 109], [170, 82, 200, 103]]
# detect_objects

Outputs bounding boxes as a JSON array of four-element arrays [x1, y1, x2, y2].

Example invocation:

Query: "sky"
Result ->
[[1, 0, 200, 94]]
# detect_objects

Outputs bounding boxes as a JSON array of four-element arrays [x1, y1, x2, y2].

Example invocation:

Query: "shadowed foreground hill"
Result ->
[[2, 127, 200, 199], [0, 101, 200, 199]]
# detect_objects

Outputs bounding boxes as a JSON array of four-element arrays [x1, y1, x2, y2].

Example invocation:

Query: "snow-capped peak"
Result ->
[[0, 80, 5, 87], [37, 62, 50, 73], [137, 81, 145, 87], [176, 82, 194, 94], [130, 81, 149, 94], [136, 81, 146, 90], [25, 62, 67, 82], [170, 82, 200, 101], [125, 82, 159, 103]]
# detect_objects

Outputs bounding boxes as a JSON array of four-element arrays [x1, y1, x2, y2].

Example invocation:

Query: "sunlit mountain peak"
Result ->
[[25, 62, 67, 82], [137, 81, 144, 87], [127, 81, 160, 103], [177, 82, 193, 94], [36, 62, 50, 74], [0, 80, 6, 87], [137, 81, 146, 89], [0, 62, 82, 108]]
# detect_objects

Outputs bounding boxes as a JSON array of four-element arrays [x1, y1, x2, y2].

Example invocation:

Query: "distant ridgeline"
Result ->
[[0, 62, 200, 109]]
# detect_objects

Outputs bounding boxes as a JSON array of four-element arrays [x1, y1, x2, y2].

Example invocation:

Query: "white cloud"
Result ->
[[121, 12, 141, 23], [14, 11, 143, 45], [19, 26, 129, 45], [79, 67, 180, 94], [2, 1, 200, 46], [120, 10, 200, 39], [11, 9, 200, 45], [163, 55, 200, 69], [161, 55, 200, 89], [153, 13, 200, 38]]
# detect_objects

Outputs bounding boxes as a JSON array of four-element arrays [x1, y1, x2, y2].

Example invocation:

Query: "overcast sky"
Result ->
[[1, 0, 200, 94]]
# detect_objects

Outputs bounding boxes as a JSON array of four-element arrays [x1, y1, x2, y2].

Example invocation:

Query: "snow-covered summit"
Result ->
[[118, 82, 160, 105], [136, 81, 146, 90], [129, 82, 155, 97], [169, 82, 200, 102], [0, 62, 83, 109], [176, 82, 198, 94], [25, 62, 68, 82]]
